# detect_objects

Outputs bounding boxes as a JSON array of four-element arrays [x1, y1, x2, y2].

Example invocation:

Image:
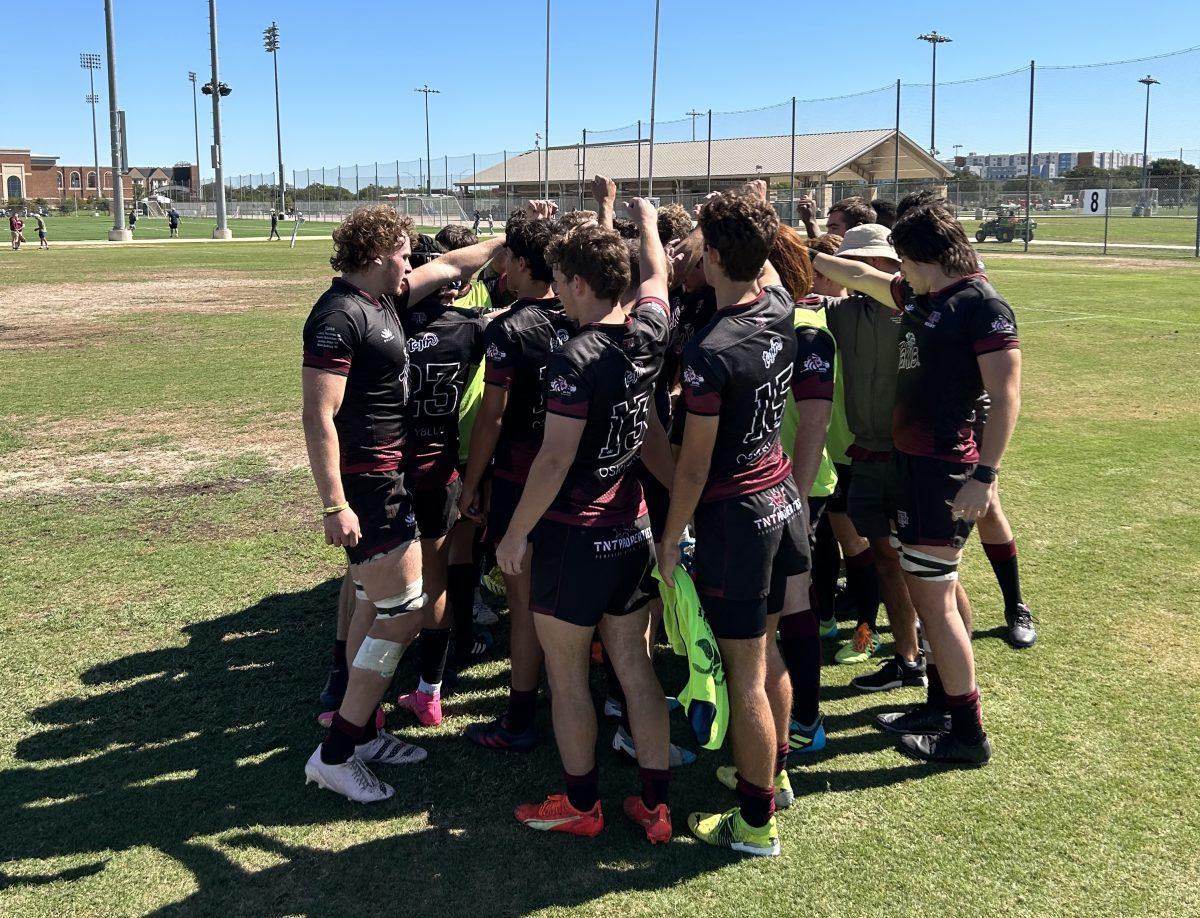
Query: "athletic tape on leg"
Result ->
[[354, 581, 367, 602], [352, 636, 407, 678], [899, 546, 960, 582], [370, 579, 426, 620]]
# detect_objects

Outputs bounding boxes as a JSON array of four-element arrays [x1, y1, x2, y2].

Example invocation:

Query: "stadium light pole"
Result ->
[[102, 1, 128, 239], [81, 54, 102, 209], [205, 0, 232, 238], [415, 84, 439, 196], [263, 22, 286, 215], [188, 72, 203, 205], [686, 109, 703, 142], [918, 30, 952, 156], [647, 0, 661, 198], [1138, 75, 1159, 215]]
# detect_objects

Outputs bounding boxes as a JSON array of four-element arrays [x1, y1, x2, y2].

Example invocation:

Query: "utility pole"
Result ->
[[188, 72, 203, 205], [686, 109, 703, 142], [1138, 75, 1159, 215], [102, 1, 129, 239], [81, 54, 102, 209], [205, 0, 232, 238], [543, 0, 551, 200], [918, 30, 952, 156], [415, 84, 439, 195], [647, 0, 661, 198], [263, 22, 285, 215]]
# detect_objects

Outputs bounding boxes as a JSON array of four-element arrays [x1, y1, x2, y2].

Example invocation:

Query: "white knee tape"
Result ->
[[353, 581, 368, 602], [352, 636, 406, 678], [899, 546, 960, 582], [370, 579, 426, 620]]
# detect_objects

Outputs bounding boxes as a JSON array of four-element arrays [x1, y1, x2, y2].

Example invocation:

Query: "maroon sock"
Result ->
[[320, 712, 364, 765], [565, 767, 599, 811], [332, 639, 347, 671], [983, 540, 1024, 610], [735, 774, 776, 828], [811, 516, 840, 619], [927, 664, 947, 710], [639, 767, 671, 809], [778, 610, 821, 726], [845, 547, 881, 630], [775, 742, 789, 776], [946, 687, 985, 743], [506, 688, 538, 733]]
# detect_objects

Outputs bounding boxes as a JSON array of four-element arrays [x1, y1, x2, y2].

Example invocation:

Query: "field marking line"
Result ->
[[1017, 303, 1200, 328], [1021, 315, 1106, 325]]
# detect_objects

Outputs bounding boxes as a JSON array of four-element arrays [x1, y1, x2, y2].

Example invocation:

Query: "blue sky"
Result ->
[[5, 0, 1199, 180]]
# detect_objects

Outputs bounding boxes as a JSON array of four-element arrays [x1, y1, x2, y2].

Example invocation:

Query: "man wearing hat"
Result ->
[[812, 224, 927, 694]]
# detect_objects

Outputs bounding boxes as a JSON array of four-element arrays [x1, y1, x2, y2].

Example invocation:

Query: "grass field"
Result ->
[[25, 214, 336, 242], [1, 240, 1198, 917], [960, 214, 1198, 252]]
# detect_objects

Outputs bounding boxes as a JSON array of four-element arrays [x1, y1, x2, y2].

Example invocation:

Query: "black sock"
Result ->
[[845, 547, 881, 630], [778, 610, 821, 726], [419, 627, 451, 688], [735, 774, 776, 828], [565, 767, 599, 811], [506, 688, 538, 733], [320, 712, 364, 765], [983, 540, 1024, 609], [811, 515, 840, 620], [947, 688, 985, 743], [927, 663, 947, 710], [775, 742, 789, 776], [639, 767, 671, 809], [447, 562, 477, 663], [332, 639, 347, 671]]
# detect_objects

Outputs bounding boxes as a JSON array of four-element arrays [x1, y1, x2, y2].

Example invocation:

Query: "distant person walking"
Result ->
[[269, 209, 281, 241], [472, 209, 480, 234], [168, 207, 180, 238], [34, 212, 48, 249], [128, 209, 137, 233], [9, 212, 24, 250]]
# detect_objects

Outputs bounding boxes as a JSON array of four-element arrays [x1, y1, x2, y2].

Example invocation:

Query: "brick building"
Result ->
[[1, 148, 198, 204]]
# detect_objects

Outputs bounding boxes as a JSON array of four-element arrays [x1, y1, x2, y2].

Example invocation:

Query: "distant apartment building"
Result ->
[[942, 150, 1145, 180]]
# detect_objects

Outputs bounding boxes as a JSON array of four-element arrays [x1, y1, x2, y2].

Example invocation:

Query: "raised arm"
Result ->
[[592, 175, 617, 230], [808, 252, 897, 309], [628, 197, 670, 302], [405, 235, 507, 305]]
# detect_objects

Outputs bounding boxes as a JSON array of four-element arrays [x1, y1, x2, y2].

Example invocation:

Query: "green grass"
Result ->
[[962, 214, 1199, 251], [29, 214, 337, 242], [2, 243, 1198, 917]]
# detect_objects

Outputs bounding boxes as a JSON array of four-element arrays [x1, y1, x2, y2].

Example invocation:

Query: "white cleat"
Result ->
[[304, 746, 395, 803], [612, 725, 697, 767], [356, 729, 428, 766]]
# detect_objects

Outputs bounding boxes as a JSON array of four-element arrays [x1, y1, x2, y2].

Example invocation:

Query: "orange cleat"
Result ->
[[514, 794, 604, 837], [623, 796, 673, 844]]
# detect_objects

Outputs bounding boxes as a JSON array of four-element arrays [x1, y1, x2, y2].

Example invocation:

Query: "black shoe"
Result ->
[[875, 703, 950, 736], [852, 654, 927, 693], [319, 665, 348, 711], [898, 731, 992, 766], [1005, 603, 1037, 648]]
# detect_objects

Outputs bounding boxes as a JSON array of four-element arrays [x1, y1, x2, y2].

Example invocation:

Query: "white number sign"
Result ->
[[1081, 189, 1107, 216]]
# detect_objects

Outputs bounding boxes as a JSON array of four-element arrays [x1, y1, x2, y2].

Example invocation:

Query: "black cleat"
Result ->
[[852, 654, 928, 693], [319, 665, 348, 711], [875, 703, 950, 736], [898, 731, 992, 766], [1005, 603, 1037, 648]]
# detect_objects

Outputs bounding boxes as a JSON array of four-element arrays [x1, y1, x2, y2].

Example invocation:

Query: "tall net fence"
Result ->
[[165, 44, 1200, 256]]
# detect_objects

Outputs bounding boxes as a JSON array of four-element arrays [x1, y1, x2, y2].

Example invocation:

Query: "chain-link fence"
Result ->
[[169, 43, 1200, 257]]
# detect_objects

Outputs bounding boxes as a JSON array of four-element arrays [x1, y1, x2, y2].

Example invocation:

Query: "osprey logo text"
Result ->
[[406, 332, 440, 353], [802, 353, 830, 374], [991, 316, 1015, 334], [548, 376, 576, 396], [762, 336, 783, 368], [898, 332, 921, 370], [485, 343, 506, 362]]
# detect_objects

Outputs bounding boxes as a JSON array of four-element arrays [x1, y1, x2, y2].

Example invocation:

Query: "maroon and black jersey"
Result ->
[[482, 297, 573, 481], [400, 299, 487, 490], [791, 316, 836, 403], [682, 285, 796, 502], [666, 285, 718, 442], [544, 296, 671, 525], [889, 273, 1019, 463], [302, 277, 412, 474]]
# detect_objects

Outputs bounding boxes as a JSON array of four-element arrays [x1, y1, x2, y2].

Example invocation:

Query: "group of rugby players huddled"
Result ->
[[300, 179, 1031, 856]]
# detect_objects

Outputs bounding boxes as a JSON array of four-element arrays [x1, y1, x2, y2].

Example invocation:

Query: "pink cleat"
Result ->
[[396, 689, 443, 727]]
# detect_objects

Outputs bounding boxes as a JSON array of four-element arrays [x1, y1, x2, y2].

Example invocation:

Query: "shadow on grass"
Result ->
[[3, 580, 931, 914]]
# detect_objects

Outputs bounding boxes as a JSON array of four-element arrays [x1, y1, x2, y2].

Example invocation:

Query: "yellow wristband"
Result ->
[[322, 503, 350, 517]]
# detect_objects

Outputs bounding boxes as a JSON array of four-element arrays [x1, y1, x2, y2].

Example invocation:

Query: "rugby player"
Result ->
[[459, 207, 573, 751], [796, 194, 876, 240], [301, 205, 503, 802], [811, 203, 1021, 765], [497, 199, 674, 842], [659, 183, 810, 856], [392, 234, 489, 726]]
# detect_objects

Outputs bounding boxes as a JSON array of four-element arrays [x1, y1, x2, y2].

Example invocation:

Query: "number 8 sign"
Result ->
[[1082, 189, 1107, 216]]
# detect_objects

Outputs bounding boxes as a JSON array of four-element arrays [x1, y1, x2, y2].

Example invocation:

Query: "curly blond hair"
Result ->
[[331, 205, 414, 273]]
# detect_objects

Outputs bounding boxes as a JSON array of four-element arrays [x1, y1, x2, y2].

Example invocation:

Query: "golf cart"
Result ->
[[975, 207, 1036, 243]]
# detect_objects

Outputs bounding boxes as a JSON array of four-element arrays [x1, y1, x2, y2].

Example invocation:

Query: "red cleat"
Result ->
[[623, 796, 673, 844], [514, 794, 603, 837]]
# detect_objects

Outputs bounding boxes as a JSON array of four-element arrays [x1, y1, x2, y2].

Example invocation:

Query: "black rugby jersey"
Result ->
[[681, 284, 796, 502], [482, 297, 573, 481], [544, 295, 670, 525], [889, 273, 1019, 463], [400, 298, 487, 489], [665, 285, 718, 442], [302, 277, 412, 474]]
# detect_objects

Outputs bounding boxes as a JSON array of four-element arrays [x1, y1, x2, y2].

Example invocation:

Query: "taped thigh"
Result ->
[[370, 578, 427, 620], [899, 546, 960, 582]]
